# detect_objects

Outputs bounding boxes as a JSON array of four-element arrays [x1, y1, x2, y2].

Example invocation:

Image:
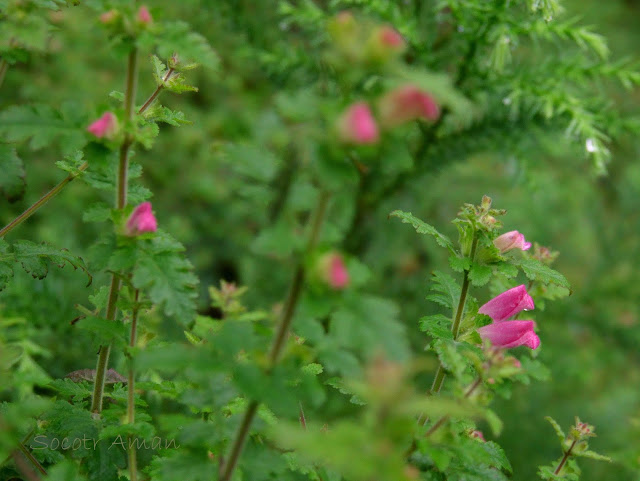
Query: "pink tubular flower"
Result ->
[[318, 253, 350, 290], [337, 102, 379, 145], [378, 85, 440, 128], [125, 202, 157, 236], [477, 320, 540, 350], [379, 26, 405, 48], [137, 6, 152, 24], [87, 112, 118, 139], [478, 285, 534, 323], [494, 230, 532, 253]]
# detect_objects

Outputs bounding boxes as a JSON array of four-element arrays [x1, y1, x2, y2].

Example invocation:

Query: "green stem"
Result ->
[[429, 234, 478, 396], [554, 439, 578, 475], [219, 191, 330, 481], [17, 442, 47, 476], [128, 289, 141, 481], [91, 47, 139, 414], [0, 162, 89, 238], [0, 59, 8, 90], [137, 67, 174, 114]]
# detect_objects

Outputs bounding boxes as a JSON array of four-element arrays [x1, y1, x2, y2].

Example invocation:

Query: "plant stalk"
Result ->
[[429, 234, 479, 396], [0, 162, 89, 238], [91, 47, 139, 414], [554, 439, 578, 475], [127, 289, 141, 481], [0, 59, 8, 90], [219, 191, 330, 481], [137, 67, 174, 114]]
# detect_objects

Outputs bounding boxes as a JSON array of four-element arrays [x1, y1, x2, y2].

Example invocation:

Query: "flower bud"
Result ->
[[470, 430, 485, 442], [478, 320, 540, 350], [125, 202, 157, 236], [378, 85, 440, 128], [99, 9, 118, 24], [478, 285, 534, 322], [87, 112, 118, 139], [366, 25, 406, 63], [494, 230, 532, 253], [137, 5, 152, 25], [336, 102, 379, 145], [318, 252, 350, 290]]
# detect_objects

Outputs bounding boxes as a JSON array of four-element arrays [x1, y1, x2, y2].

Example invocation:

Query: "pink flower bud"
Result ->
[[477, 320, 540, 350], [378, 85, 440, 128], [470, 430, 485, 442], [494, 230, 532, 253], [478, 285, 534, 323], [87, 112, 118, 139], [379, 26, 405, 49], [337, 102, 379, 145], [137, 6, 152, 24], [99, 10, 118, 24], [125, 202, 157, 236], [319, 253, 350, 290]]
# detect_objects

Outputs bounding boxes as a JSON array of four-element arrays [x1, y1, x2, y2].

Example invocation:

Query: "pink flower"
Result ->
[[470, 430, 485, 442], [87, 112, 118, 139], [125, 202, 157, 236], [379, 26, 405, 49], [378, 85, 440, 128], [477, 320, 540, 350], [99, 10, 117, 24], [337, 102, 379, 145], [318, 253, 350, 290], [478, 285, 534, 323], [494, 230, 532, 253], [137, 6, 152, 24]]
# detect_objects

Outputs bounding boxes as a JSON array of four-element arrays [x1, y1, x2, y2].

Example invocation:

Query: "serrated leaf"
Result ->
[[517, 258, 570, 288], [433, 339, 466, 379], [0, 103, 88, 153], [12, 240, 92, 286], [419, 314, 453, 340], [469, 264, 492, 286], [575, 450, 611, 462], [390, 210, 456, 253], [0, 144, 26, 201], [426, 270, 461, 310], [131, 232, 198, 324], [449, 255, 471, 273]]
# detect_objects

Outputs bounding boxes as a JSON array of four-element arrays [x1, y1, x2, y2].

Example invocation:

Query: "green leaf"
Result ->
[[419, 314, 453, 340], [131, 232, 199, 324], [432, 339, 466, 379], [517, 258, 570, 288], [0, 103, 88, 154], [155, 21, 219, 70], [545, 416, 566, 443], [449, 255, 471, 273], [575, 450, 612, 462], [390, 210, 456, 253], [12, 240, 92, 286], [469, 264, 492, 286], [0, 144, 25, 202], [426, 271, 461, 310]]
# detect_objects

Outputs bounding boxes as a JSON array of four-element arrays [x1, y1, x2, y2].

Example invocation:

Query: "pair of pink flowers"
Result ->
[[337, 85, 440, 145], [477, 285, 540, 350]]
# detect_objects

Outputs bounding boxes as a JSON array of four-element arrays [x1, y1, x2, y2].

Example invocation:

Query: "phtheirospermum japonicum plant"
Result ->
[[0, 0, 636, 480]]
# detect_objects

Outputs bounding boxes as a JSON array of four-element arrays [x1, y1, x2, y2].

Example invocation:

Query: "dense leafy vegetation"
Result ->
[[1, 1, 639, 480]]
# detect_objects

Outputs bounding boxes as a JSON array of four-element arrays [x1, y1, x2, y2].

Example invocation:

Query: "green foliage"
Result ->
[[0, 144, 25, 202]]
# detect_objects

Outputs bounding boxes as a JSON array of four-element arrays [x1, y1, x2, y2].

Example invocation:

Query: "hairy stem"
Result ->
[[219, 191, 330, 481], [554, 439, 578, 475], [137, 67, 174, 114], [0, 163, 89, 238], [127, 289, 141, 481], [91, 47, 139, 414], [17, 442, 47, 476], [429, 234, 479, 396]]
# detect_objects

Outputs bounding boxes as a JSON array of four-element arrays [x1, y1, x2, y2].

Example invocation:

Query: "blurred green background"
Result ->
[[1, 1, 639, 479]]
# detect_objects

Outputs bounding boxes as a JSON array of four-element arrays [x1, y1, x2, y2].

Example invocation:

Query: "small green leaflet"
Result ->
[[390, 210, 456, 253], [426, 270, 461, 310], [516, 258, 570, 289]]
